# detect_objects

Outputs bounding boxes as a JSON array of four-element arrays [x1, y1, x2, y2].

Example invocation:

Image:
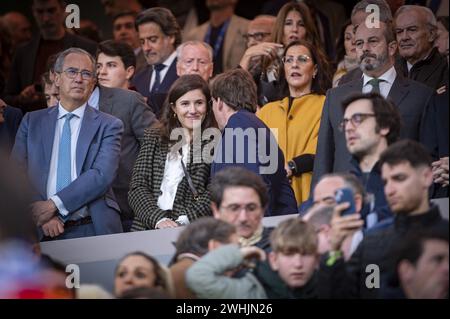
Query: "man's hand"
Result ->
[[285, 163, 293, 178], [155, 219, 179, 229], [42, 216, 64, 238], [329, 203, 364, 251], [240, 246, 266, 261], [19, 84, 41, 104], [432, 157, 449, 186], [31, 200, 58, 226], [239, 42, 283, 70]]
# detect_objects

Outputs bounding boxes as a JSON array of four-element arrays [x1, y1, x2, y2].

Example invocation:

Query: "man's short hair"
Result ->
[[393, 224, 449, 269], [97, 39, 136, 69], [307, 206, 335, 228], [171, 217, 236, 262], [379, 139, 433, 169], [53, 47, 96, 73], [135, 7, 182, 47], [176, 41, 214, 63], [395, 5, 437, 33], [209, 166, 269, 209], [210, 68, 258, 112], [270, 218, 318, 255], [112, 10, 137, 25], [317, 172, 366, 200], [342, 92, 402, 145], [351, 0, 393, 23]]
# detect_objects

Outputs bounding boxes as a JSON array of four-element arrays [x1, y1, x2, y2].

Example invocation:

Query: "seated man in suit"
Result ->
[[312, 19, 435, 189], [11, 48, 124, 240], [210, 69, 297, 216], [4, 0, 97, 112], [90, 43, 157, 231], [131, 7, 181, 117]]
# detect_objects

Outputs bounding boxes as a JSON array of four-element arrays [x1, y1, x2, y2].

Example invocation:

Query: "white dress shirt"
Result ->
[[156, 143, 190, 227], [88, 86, 100, 109], [149, 50, 177, 92], [48, 103, 88, 220], [362, 66, 397, 98]]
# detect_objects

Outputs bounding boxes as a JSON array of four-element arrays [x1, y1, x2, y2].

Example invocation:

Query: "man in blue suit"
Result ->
[[131, 7, 181, 117], [210, 69, 297, 216], [11, 48, 124, 240]]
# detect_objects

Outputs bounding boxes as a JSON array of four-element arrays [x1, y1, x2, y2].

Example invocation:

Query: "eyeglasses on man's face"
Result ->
[[220, 203, 262, 214], [282, 54, 312, 65], [243, 32, 271, 42], [339, 113, 376, 131], [61, 68, 94, 80]]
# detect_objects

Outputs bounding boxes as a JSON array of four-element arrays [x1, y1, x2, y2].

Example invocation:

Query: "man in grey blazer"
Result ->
[[88, 84, 156, 231], [312, 20, 435, 189]]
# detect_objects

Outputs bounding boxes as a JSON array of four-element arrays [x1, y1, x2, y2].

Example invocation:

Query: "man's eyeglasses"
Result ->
[[61, 68, 94, 80], [220, 203, 262, 214], [282, 55, 311, 65], [339, 113, 376, 131], [243, 32, 271, 42]]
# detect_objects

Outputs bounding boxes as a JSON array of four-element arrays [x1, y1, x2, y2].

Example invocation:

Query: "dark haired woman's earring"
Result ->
[[173, 112, 177, 118]]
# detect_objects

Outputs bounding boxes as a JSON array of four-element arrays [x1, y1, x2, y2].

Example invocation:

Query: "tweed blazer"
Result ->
[[129, 128, 213, 230]]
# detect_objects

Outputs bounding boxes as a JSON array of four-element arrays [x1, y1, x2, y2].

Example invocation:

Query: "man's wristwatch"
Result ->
[[287, 160, 297, 175]]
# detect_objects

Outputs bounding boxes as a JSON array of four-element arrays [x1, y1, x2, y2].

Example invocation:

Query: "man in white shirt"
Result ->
[[11, 48, 124, 240]]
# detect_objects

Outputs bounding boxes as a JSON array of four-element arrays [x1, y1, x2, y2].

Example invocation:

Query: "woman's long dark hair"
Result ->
[[153, 74, 216, 145], [279, 40, 332, 97]]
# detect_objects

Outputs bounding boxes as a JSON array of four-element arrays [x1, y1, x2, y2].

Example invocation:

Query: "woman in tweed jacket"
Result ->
[[129, 75, 217, 230]]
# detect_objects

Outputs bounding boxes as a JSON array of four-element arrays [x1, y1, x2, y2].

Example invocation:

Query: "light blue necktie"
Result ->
[[56, 113, 76, 193]]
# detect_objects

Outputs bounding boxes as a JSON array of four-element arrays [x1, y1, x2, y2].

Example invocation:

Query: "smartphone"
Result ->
[[335, 187, 356, 216]]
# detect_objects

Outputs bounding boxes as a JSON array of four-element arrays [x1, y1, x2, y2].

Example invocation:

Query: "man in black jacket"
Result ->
[[394, 5, 448, 92], [318, 139, 449, 299]]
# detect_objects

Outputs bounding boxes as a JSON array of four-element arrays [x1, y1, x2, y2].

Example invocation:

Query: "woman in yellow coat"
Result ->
[[257, 40, 331, 205]]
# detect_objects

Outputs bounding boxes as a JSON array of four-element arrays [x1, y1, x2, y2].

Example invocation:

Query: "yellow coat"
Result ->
[[257, 94, 325, 204]]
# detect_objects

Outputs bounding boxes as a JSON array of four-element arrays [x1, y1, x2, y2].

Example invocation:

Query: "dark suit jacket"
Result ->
[[98, 86, 157, 220], [11, 105, 124, 239], [4, 32, 97, 108], [211, 109, 297, 216], [312, 75, 435, 188], [129, 128, 213, 230], [0, 105, 22, 154], [131, 58, 179, 117]]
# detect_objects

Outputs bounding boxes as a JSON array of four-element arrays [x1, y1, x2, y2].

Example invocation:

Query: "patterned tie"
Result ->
[[56, 113, 76, 192], [151, 64, 166, 93], [368, 78, 384, 94]]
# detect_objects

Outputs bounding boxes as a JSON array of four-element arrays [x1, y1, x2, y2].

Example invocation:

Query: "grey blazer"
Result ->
[[98, 86, 157, 220], [312, 75, 435, 189]]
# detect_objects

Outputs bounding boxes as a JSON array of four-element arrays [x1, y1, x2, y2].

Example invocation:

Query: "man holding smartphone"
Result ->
[[318, 140, 449, 299]]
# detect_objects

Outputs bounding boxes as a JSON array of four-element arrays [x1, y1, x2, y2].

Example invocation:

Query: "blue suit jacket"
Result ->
[[11, 105, 124, 238], [211, 110, 297, 216], [131, 58, 179, 117]]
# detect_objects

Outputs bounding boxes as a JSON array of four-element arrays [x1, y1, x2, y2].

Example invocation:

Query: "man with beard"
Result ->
[[184, 0, 249, 75], [131, 7, 181, 117], [312, 20, 435, 188]]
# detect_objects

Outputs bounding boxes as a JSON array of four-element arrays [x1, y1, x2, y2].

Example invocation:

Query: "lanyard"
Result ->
[[204, 19, 231, 58]]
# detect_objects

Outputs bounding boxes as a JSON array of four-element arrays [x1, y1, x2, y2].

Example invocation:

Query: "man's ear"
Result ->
[[379, 127, 390, 138], [268, 251, 278, 271], [125, 66, 135, 80], [398, 260, 415, 285], [388, 40, 398, 57], [211, 202, 220, 218], [422, 166, 434, 188], [354, 194, 363, 213], [54, 72, 61, 88]]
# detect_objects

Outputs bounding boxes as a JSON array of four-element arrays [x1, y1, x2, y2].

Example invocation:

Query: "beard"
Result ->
[[359, 50, 388, 72]]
